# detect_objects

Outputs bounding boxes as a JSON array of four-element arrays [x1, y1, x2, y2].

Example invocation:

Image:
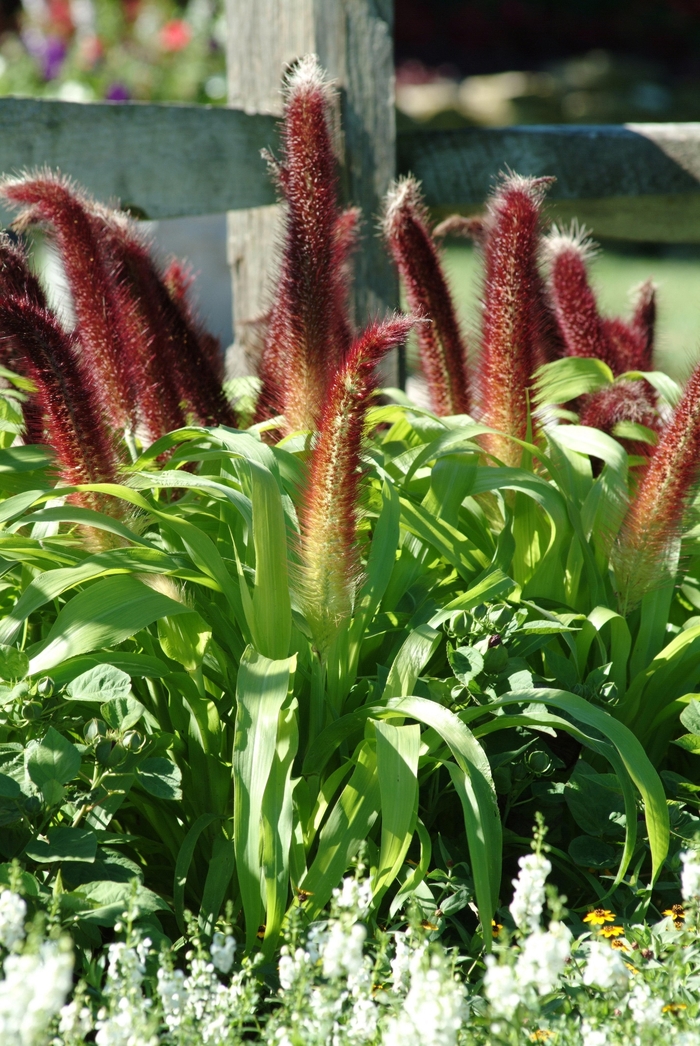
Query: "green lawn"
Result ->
[[440, 244, 700, 383]]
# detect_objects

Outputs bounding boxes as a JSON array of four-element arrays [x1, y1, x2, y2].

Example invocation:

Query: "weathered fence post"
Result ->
[[225, 0, 399, 382]]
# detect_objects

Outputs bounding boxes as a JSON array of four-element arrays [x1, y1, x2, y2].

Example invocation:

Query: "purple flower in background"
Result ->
[[21, 28, 67, 82], [105, 82, 130, 102], [42, 37, 67, 81]]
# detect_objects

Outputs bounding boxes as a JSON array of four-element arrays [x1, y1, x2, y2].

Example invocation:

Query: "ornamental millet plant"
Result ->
[[613, 358, 700, 610], [0, 240, 120, 507], [1, 173, 136, 435], [0, 173, 236, 492], [1, 174, 236, 440], [544, 224, 659, 450], [93, 207, 235, 431], [383, 176, 470, 417], [477, 174, 557, 466], [300, 315, 415, 651], [254, 55, 358, 432]]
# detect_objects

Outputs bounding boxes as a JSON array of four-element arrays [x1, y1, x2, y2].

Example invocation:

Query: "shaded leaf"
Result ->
[[135, 758, 182, 800], [25, 827, 96, 863], [26, 727, 80, 787]]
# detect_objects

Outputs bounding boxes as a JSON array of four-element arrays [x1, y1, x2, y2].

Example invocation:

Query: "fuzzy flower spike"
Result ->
[[0, 234, 51, 442], [254, 55, 356, 431], [0, 296, 120, 506], [545, 222, 616, 368], [612, 359, 700, 609], [301, 315, 414, 649], [92, 208, 235, 431], [383, 176, 470, 416], [545, 224, 659, 454], [1, 172, 135, 434], [478, 174, 554, 466], [545, 223, 655, 374]]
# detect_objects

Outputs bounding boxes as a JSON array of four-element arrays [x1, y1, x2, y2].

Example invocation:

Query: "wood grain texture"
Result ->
[[0, 97, 277, 222], [225, 0, 398, 381], [397, 122, 700, 204]]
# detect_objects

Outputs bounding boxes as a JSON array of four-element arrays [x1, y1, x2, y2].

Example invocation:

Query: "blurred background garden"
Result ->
[[2, 0, 700, 380]]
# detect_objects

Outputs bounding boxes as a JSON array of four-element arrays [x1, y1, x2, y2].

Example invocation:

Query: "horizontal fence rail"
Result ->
[[0, 98, 277, 221], [3, 98, 700, 239], [398, 122, 700, 242]]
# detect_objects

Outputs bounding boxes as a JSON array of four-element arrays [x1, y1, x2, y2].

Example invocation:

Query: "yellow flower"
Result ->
[[663, 905, 685, 929], [530, 1032, 553, 1042], [583, 908, 616, 925], [611, 939, 628, 951], [662, 1003, 687, 1014], [492, 919, 504, 937], [598, 925, 624, 938]]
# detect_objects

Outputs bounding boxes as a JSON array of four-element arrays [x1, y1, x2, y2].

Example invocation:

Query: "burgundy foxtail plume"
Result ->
[[578, 379, 658, 462], [162, 257, 226, 384], [543, 222, 618, 370], [478, 174, 554, 466], [254, 55, 353, 431], [0, 297, 120, 506], [1, 173, 135, 433], [612, 361, 700, 609], [0, 234, 52, 443], [79, 208, 190, 441], [544, 223, 654, 374], [0, 233, 46, 310], [383, 177, 470, 416], [92, 211, 235, 430], [629, 279, 656, 370], [301, 314, 414, 648]]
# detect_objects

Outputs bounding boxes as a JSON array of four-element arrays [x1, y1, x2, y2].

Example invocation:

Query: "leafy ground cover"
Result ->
[[2, 52, 700, 1045]]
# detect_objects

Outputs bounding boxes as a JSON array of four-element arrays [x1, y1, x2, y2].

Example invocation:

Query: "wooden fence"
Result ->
[[2, 0, 700, 378]]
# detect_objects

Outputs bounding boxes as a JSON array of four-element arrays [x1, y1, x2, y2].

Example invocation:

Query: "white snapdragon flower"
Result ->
[[390, 932, 414, 993], [681, 849, 700, 903], [582, 941, 629, 990], [157, 967, 188, 1031], [580, 1020, 609, 1046], [0, 940, 73, 1046], [515, 922, 571, 995], [278, 946, 311, 991], [58, 997, 94, 1039], [322, 921, 367, 981], [95, 995, 157, 1046], [210, 933, 237, 974], [345, 994, 378, 1043], [305, 923, 326, 964], [96, 938, 158, 1046], [509, 853, 551, 934], [627, 981, 664, 1027], [333, 877, 373, 916], [0, 890, 26, 950], [483, 956, 522, 1018], [384, 950, 467, 1046]]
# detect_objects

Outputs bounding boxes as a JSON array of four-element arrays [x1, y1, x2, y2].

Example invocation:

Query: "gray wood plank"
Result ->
[[4, 98, 700, 240], [225, 0, 398, 380], [397, 123, 700, 205], [0, 97, 277, 221]]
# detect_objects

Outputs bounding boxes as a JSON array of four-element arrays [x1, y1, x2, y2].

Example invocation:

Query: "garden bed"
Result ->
[[1, 53, 700, 1046]]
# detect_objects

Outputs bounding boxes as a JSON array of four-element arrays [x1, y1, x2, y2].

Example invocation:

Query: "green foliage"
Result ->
[[3, 360, 700, 961]]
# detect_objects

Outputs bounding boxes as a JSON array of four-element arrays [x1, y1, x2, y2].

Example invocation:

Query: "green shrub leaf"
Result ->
[[25, 827, 97, 863], [65, 664, 132, 704], [26, 726, 80, 787], [0, 644, 28, 681], [135, 757, 182, 800]]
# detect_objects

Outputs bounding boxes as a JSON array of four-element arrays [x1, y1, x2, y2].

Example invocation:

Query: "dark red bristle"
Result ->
[[383, 177, 470, 417], [254, 56, 351, 432]]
